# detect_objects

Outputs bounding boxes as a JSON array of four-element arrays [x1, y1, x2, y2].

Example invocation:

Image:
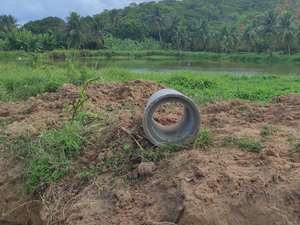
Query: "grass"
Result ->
[[0, 60, 299, 104], [222, 135, 263, 153], [260, 124, 278, 137], [8, 121, 85, 192], [193, 128, 214, 149]]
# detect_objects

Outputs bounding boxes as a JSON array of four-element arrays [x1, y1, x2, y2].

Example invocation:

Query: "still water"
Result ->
[[42, 57, 300, 75]]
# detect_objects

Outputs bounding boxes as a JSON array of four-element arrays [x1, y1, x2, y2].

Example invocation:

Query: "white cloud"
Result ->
[[0, 0, 155, 24]]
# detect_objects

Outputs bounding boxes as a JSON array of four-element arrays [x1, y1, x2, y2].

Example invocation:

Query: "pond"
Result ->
[[9, 57, 300, 75], [59, 58, 300, 75]]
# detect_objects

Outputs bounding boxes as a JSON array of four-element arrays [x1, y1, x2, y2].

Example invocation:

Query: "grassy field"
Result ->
[[0, 60, 299, 105]]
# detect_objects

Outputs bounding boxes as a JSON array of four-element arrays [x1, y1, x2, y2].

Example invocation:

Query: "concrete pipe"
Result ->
[[142, 89, 201, 147]]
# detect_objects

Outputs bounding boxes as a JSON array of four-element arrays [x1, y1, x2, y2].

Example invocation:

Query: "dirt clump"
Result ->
[[0, 82, 300, 225]]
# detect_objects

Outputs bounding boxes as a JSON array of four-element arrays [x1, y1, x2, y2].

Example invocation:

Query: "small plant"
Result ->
[[237, 137, 262, 152], [260, 124, 278, 137], [193, 129, 214, 149], [0, 119, 10, 127], [70, 77, 100, 122], [165, 143, 181, 153], [222, 135, 262, 153]]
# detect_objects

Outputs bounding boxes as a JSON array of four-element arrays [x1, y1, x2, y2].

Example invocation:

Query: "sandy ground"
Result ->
[[0, 80, 299, 225]]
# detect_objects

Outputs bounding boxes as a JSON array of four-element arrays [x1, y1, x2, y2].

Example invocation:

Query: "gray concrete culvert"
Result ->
[[142, 89, 201, 147]]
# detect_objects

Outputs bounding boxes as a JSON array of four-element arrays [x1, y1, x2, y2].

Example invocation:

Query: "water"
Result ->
[[14, 57, 299, 75], [69, 58, 300, 75]]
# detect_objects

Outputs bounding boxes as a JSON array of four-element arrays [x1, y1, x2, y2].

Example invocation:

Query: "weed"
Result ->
[[260, 124, 278, 137], [222, 135, 262, 153], [0, 119, 10, 127], [9, 121, 86, 192], [193, 129, 214, 149], [237, 137, 262, 152], [164, 143, 181, 153], [70, 77, 101, 122], [78, 165, 96, 182]]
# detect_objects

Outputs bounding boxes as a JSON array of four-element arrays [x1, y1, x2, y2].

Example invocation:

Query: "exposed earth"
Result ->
[[0, 80, 299, 225]]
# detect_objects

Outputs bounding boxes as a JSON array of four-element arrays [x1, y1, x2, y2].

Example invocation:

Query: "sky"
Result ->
[[0, 0, 155, 25]]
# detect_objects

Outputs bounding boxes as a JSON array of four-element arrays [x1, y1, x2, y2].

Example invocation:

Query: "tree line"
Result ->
[[0, 0, 299, 54]]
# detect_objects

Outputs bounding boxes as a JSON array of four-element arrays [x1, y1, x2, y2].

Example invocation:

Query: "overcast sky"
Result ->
[[0, 0, 155, 25]]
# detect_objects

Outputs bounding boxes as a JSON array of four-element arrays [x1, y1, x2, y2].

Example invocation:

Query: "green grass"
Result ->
[[222, 135, 263, 153], [0, 61, 299, 104], [8, 121, 85, 192], [260, 124, 278, 137], [193, 128, 214, 149]]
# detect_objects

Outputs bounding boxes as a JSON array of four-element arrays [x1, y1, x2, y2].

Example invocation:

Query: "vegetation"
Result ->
[[0, 61, 299, 104], [9, 121, 85, 192], [260, 124, 278, 137], [222, 135, 263, 152], [193, 129, 214, 149], [0, 0, 300, 55]]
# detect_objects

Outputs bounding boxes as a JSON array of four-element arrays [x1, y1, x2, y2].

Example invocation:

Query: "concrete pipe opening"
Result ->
[[143, 89, 201, 147]]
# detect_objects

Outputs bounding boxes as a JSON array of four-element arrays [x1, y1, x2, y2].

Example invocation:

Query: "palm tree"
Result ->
[[0, 15, 17, 33], [147, 8, 166, 47], [260, 10, 277, 37], [243, 25, 257, 52], [194, 20, 210, 51], [230, 26, 239, 52], [276, 11, 297, 55], [88, 17, 105, 49], [258, 10, 278, 56], [172, 25, 190, 51], [217, 26, 231, 54], [65, 12, 87, 49], [3, 28, 43, 52]]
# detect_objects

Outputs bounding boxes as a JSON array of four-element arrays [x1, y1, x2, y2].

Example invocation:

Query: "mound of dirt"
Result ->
[[0, 81, 299, 225]]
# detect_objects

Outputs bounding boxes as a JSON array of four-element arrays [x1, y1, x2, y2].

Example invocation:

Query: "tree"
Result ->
[[243, 24, 257, 52], [2, 28, 44, 52], [217, 26, 231, 54], [172, 25, 190, 51], [257, 10, 278, 55], [0, 15, 17, 33], [109, 9, 121, 28], [85, 17, 105, 49], [147, 7, 166, 46], [193, 20, 210, 51], [115, 20, 146, 41], [276, 11, 297, 55], [23, 17, 65, 34], [65, 12, 87, 49]]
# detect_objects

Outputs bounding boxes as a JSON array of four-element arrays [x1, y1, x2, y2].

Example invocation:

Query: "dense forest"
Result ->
[[0, 0, 300, 54]]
